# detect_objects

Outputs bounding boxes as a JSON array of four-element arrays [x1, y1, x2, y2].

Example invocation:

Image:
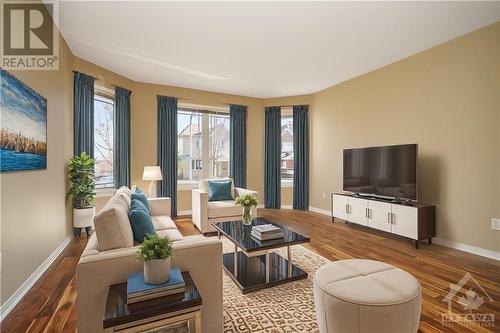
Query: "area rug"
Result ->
[[221, 238, 330, 333]]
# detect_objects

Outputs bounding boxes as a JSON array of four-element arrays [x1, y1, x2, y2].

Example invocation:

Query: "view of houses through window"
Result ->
[[94, 89, 115, 189], [281, 108, 294, 186], [177, 104, 230, 186]]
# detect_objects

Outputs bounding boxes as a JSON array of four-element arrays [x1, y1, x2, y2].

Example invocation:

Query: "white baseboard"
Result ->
[[432, 238, 500, 261], [177, 210, 192, 216], [309, 206, 331, 216], [281, 205, 293, 210], [0, 234, 73, 321]]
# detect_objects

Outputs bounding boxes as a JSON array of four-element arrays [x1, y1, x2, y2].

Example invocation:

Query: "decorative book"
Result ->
[[127, 267, 185, 304], [251, 224, 284, 241]]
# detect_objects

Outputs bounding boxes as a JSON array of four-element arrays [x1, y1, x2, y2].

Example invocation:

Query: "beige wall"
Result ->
[[310, 22, 500, 251], [0, 39, 74, 302], [73, 58, 265, 211]]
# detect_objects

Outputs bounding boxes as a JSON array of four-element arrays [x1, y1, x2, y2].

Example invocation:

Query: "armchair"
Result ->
[[192, 179, 258, 233]]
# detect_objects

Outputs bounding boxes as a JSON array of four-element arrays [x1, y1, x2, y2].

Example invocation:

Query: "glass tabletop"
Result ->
[[213, 217, 310, 253]]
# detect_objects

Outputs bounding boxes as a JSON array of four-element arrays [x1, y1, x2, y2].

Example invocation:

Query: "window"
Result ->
[[177, 103, 230, 187], [281, 107, 293, 186], [94, 86, 115, 189]]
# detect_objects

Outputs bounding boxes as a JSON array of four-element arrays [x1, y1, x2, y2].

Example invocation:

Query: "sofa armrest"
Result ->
[[235, 187, 258, 197], [148, 197, 171, 216], [192, 189, 208, 232], [77, 236, 223, 333]]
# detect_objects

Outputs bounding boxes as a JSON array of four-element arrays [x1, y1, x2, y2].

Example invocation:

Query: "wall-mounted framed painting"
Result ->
[[1, 68, 47, 172]]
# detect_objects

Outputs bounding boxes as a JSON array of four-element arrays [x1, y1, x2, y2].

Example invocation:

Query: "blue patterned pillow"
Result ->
[[208, 180, 233, 201]]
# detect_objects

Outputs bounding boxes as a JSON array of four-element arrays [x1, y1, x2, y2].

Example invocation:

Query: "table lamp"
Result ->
[[142, 166, 163, 198]]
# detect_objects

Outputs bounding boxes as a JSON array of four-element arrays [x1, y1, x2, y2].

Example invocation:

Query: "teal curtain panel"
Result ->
[[114, 86, 131, 188], [293, 105, 309, 210], [264, 106, 281, 209], [73, 72, 95, 157], [230, 104, 247, 188], [157, 95, 178, 216]]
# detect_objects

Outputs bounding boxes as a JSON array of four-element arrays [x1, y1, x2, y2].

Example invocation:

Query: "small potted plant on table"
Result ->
[[68, 152, 96, 238], [236, 194, 258, 225], [137, 234, 173, 284]]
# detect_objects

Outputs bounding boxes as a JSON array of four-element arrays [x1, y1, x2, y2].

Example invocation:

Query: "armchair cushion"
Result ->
[[207, 200, 240, 218], [208, 180, 233, 201]]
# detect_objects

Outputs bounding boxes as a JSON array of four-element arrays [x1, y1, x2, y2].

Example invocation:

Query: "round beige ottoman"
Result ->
[[313, 259, 421, 333]]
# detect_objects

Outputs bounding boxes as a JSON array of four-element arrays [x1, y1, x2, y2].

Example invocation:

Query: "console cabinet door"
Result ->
[[348, 197, 368, 225], [391, 205, 418, 239], [367, 200, 392, 233], [333, 195, 349, 221]]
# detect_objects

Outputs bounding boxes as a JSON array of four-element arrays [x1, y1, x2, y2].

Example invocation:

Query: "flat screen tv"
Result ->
[[343, 144, 418, 200]]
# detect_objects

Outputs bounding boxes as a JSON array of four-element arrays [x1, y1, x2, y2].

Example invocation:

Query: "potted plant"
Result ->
[[236, 194, 258, 225], [68, 152, 96, 237], [137, 234, 173, 284]]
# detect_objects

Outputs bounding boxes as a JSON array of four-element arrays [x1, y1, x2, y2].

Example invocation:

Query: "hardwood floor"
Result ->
[[2, 209, 499, 332]]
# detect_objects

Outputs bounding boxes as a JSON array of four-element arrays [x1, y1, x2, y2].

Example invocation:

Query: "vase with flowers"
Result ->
[[236, 194, 258, 225]]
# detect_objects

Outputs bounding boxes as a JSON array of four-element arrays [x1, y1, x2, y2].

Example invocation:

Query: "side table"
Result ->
[[103, 271, 202, 332]]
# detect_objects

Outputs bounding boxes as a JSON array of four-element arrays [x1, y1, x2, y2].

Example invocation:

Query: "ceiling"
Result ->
[[55, 1, 500, 98]]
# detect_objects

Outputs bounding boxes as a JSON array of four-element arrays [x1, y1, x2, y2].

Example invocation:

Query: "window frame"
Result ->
[[93, 84, 116, 192], [177, 103, 230, 189], [280, 107, 294, 188]]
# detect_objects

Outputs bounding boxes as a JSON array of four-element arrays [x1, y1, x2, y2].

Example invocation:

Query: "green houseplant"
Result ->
[[68, 152, 96, 237], [236, 194, 258, 225], [137, 234, 174, 284]]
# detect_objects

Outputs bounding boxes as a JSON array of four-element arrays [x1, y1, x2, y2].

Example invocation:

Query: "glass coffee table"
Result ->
[[213, 218, 310, 294]]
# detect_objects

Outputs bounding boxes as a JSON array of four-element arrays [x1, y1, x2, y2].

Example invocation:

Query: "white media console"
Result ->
[[331, 193, 435, 249]]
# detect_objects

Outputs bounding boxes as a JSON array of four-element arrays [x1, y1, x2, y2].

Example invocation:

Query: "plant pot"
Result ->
[[144, 258, 171, 284], [242, 206, 252, 225], [73, 207, 95, 228]]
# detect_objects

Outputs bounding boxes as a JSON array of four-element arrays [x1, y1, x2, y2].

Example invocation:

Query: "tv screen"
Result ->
[[343, 144, 418, 200]]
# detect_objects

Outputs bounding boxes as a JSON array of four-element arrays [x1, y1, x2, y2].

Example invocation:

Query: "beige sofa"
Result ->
[[192, 178, 258, 233], [77, 187, 223, 333]]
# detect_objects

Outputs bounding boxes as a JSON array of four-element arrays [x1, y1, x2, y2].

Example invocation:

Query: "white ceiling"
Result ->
[[56, 1, 500, 98]]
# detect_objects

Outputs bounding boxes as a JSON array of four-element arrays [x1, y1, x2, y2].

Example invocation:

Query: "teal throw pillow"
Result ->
[[208, 180, 233, 201], [131, 189, 151, 215], [131, 198, 149, 214], [129, 204, 155, 243]]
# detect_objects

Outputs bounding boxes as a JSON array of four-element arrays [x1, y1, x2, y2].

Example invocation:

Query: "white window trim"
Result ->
[[281, 179, 294, 188], [177, 105, 230, 186], [94, 85, 117, 190]]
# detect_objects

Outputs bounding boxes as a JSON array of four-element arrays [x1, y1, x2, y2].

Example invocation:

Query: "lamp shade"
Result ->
[[142, 166, 163, 181]]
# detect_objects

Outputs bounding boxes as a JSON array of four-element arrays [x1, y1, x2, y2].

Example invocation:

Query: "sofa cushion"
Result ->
[[207, 200, 241, 218], [116, 186, 132, 210], [156, 229, 184, 241], [129, 205, 155, 243], [208, 180, 233, 201], [151, 215, 177, 230], [200, 178, 235, 198], [94, 196, 134, 251], [131, 189, 151, 214]]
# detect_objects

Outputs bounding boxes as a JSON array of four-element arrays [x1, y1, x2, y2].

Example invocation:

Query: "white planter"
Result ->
[[144, 258, 171, 284], [73, 207, 95, 228]]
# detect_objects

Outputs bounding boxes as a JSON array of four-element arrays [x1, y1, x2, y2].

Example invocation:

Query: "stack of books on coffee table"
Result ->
[[126, 267, 185, 304], [251, 224, 284, 241]]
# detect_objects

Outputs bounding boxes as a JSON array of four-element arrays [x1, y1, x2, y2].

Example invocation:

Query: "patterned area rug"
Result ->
[[221, 238, 330, 333]]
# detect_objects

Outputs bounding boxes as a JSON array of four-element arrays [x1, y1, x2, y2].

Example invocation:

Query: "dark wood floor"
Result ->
[[2, 209, 499, 332]]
